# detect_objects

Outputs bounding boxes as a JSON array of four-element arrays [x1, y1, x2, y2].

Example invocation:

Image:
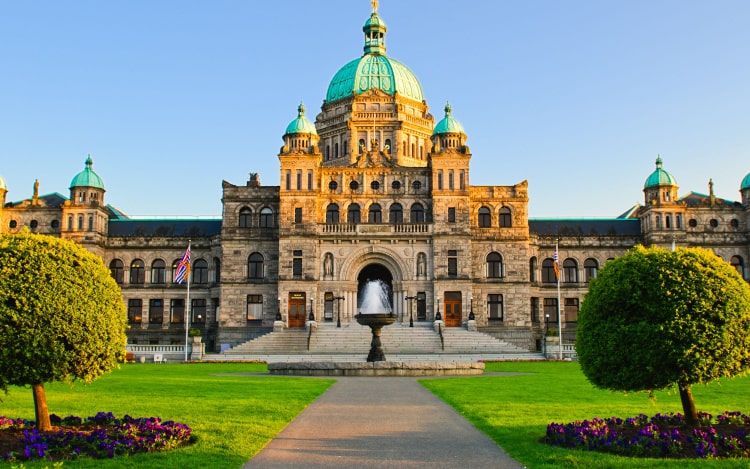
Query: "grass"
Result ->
[[2, 361, 749, 468], [0, 363, 333, 468], [420, 361, 750, 469]]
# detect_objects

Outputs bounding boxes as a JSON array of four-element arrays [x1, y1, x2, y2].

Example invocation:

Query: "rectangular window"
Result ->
[[676, 214, 682, 229], [149, 299, 164, 324], [128, 299, 142, 323], [293, 250, 303, 278], [171, 299, 185, 323], [294, 207, 303, 223], [488, 294, 503, 321], [448, 207, 456, 223], [285, 170, 291, 191], [543, 298, 558, 323], [437, 170, 443, 190], [448, 170, 454, 190], [324, 292, 334, 320], [530, 297, 540, 322], [308, 170, 313, 190], [416, 292, 426, 321], [564, 298, 579, 322], [448, 250, 458, 277], [246, 294, 263, 321], [296, 170, 302, 190], [459, 170, 465, 190], [192, 299, 206, 323]]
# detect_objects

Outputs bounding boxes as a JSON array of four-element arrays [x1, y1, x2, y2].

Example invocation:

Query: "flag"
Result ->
[[553, 245, 560, 282], [174, 245, 191, 284]]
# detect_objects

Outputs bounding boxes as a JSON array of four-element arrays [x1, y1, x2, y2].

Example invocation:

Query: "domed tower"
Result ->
[[431, 102, 468, 154], [639, 156, 684, 247], [316, 3, 434, 167], [741, 172, 750, 206], [62, 156, 109, 251], [643, 156, 678, 205], [430, 102, 471, 194], [280, 103, 320, 155]]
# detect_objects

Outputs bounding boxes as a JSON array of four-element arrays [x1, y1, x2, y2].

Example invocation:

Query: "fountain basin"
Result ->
[[356, 313, 396, 362], [268, 361, 485, 376]]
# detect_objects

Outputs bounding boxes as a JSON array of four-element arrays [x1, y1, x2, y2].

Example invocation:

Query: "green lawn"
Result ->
[[420, 361, 750, 469], [0, 363, 333, 469], [2, 361, 749, 468]]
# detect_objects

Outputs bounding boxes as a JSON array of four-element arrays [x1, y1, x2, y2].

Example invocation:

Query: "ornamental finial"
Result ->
[[371, 0, 378, 13]]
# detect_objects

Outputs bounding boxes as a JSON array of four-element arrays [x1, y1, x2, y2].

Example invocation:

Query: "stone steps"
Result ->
[[217, 321, 541, 359]]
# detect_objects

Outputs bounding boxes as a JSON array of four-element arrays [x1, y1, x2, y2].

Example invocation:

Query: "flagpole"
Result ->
[[556, 241, 562, 360], [183, 241, 192, 361]]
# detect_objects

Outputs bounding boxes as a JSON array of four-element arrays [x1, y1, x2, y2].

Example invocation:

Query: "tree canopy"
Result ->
[[0, 233, 127, 430], [577, 245, 750, 424]]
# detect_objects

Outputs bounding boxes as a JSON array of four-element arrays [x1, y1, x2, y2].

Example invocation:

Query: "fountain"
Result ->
[[355, 280, 396, 362]]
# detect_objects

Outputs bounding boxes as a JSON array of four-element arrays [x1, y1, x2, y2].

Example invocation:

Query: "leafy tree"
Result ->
[[0, 233, 127, 431], [577, 245, 750, 426]]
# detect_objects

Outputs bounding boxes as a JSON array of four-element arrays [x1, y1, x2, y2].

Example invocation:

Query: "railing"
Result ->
[[437, 323, 444, 351], [320, 223, 432, 235]]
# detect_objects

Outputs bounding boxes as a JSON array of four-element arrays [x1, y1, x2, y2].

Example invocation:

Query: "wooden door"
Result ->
[[444, 292, 462, 327], [288, 293, 306, 328]]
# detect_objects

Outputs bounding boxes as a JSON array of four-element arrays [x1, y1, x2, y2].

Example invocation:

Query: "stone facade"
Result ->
[[1, 6, 748, 354]]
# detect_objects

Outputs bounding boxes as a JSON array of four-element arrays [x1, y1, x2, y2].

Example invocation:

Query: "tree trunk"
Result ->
[[679, 384, 699, 426], [32, 383, 51, 431]]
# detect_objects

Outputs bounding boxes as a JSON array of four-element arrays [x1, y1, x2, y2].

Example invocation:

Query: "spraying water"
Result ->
[[358, 279, 392, 315]]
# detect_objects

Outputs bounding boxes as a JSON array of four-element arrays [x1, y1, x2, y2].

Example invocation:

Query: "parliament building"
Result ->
[[1, 6, 748, 354]]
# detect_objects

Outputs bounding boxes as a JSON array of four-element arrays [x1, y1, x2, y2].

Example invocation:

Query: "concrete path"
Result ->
[[243, 377, 526, 469]]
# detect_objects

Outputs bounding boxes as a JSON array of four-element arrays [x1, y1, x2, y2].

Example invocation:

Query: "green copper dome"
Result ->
[[741, 172, 750, 190], [70, 156, 105, 190], [285, 103, 317, 135], [644, 156, 677, 189], [325, 10, 424, 103], [433, 102, 465, 135]]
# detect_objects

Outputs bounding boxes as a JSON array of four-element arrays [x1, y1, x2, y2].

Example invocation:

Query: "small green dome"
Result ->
[[284, 103, 317, 135], [643, 156, 677, 189], [325, 11, 424, 103], [70, 156, 105, 190], [433, 102, 465, 135], [741, 172, 750, 190]]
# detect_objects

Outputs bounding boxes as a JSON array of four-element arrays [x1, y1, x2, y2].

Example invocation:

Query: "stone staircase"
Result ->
[[208, 322, 543, 360]]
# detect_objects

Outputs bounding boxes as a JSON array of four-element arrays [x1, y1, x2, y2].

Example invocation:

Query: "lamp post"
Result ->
[[468, 295, 474, 321], [309, 295, 315, 321], [405, 295, 416, 327], [544, 313, 550, 356], [435, 297, 442, 321], [276, 297, 281, 321], [334, 296, 344, 327]]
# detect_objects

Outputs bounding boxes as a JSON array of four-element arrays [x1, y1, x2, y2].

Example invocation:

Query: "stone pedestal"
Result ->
[[273, 320, 285, 332], [306, 320, 318, 331], [433, 320, 444, 333], [466, 319, 477, 332]]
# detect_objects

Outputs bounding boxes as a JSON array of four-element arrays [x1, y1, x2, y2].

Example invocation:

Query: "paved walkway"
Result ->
[[243, 376, 526, 469]]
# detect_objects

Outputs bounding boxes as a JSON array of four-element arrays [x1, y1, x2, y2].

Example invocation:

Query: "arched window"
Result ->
[[239, 207, 252, 228], [248, 253, 264, 279], [529, 257, 537, 282], [368, 203, 382, 223], [478, 206, 491, 228], [348, 203, 361, 224], [563, 259, 578, 283], [214, 257, 221, 283], [499, 207, 512, 227], [541, 258, 556, 283], [130, 259, 145, 285], [334, 142, 339, 158], [358, 139, 365, 152], [389, 203, 403, 223], [412, 180, 421, 191], [584, 258, 598, 282], [193, 259, 208, 284], [326, 203, 340, 223], [259, 207, 273, 228], [151, 259, 166, 284], [109, 259, 124, 284], [384, 138, 391, 153], [731, 255, 745, 279], [486, 252, 503, 278], [410, 203, 425, 223]]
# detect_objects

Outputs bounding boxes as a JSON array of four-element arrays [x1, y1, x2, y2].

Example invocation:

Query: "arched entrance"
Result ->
[[357, 263, 393, 313]]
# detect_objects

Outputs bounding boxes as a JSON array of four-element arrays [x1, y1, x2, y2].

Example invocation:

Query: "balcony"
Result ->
[[319, 223, 432, 236]]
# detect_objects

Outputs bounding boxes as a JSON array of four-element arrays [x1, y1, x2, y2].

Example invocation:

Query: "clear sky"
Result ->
[[1, 0, 748, 218]]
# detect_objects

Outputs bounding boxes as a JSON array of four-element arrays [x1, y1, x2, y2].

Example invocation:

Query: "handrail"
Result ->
[[307, 325, 313, 351], [438, 323, 444, 351]]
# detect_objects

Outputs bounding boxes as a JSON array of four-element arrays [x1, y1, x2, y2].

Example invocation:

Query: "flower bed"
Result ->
[[0, 412, 193, 462], [545, 411, 750, 458]]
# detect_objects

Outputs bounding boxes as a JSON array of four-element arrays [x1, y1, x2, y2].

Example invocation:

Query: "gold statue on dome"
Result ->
[[371, 0, 378, 13]]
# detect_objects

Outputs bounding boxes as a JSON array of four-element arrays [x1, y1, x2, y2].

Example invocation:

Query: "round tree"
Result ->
[[0, 233, 127, 431], [577, 245, 750, 425]]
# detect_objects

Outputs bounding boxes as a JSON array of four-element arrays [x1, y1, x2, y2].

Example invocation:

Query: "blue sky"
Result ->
[[1, 0, 748, 218]]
